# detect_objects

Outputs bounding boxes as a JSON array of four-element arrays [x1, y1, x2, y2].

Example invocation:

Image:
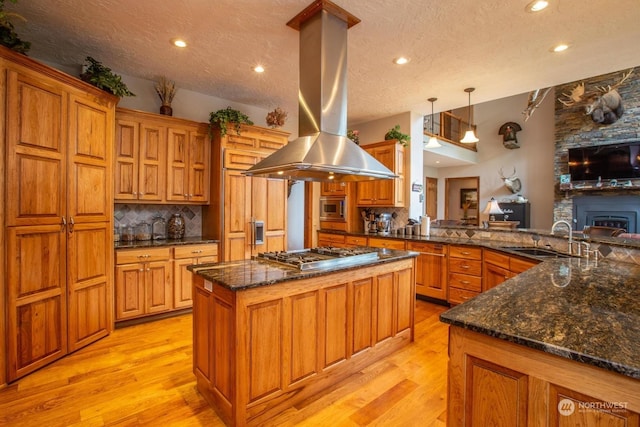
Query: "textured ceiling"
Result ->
[[8, 0, 640, 126]]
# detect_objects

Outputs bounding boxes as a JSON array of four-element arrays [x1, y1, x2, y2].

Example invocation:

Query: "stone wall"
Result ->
[[554, 66, 640, 222]]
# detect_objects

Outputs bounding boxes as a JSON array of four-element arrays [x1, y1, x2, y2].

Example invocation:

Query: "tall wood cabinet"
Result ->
[[1, 47, 116, 383], [356, 139, 405, 207], [114, 108, 210, 204], [203, 125, 289, 261]]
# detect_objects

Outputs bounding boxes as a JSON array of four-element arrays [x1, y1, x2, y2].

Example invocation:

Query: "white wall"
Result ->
[[431, 91, 556, 230]]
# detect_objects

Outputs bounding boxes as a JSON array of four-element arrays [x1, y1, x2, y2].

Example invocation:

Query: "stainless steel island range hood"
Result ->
[[243, 0, 396, 182]]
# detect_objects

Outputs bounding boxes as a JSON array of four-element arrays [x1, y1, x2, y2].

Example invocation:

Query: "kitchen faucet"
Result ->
[[551, 220, 574, 255]]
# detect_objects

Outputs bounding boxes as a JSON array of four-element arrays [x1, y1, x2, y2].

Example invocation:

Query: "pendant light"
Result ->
[[424, 97, 442, 148], [460, 87, 479, 143]]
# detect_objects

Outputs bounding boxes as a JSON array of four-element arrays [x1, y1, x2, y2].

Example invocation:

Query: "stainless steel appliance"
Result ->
[[257, 247, 378, 270], [319, 197, 346, 221]]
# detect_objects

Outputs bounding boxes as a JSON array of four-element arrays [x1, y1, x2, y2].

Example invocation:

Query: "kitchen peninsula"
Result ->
[[188, 248, 417, 426]]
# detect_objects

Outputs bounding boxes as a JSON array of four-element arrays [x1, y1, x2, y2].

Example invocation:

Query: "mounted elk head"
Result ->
[[499, 167, 522, 194], [558, 69, 634, 125]]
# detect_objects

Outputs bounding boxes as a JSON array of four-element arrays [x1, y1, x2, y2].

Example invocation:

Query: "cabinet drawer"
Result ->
[[174, 244, 218, 259], [368, 237, 405, 250], [320, 221, 347, 231], [407, 242, 446, 254], [449, 287, 480, 305], [449, 245, 482, 260], [317, 232, 345, 244], [224, 149, 263, 170], [116, 247, 171, 264], [449, 272, 482, 292], [345, 235, 368, 246], [484, 250, 510, 268], [449, 258, 482, 276]]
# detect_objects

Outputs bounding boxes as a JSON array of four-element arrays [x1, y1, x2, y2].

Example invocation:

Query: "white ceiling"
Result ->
[[8, 0, 640, 139]]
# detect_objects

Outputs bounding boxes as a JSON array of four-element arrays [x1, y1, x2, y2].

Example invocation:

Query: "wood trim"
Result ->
[[304, 181, 314, 248]]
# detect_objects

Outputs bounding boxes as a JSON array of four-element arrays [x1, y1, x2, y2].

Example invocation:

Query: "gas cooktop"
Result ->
[[256, 247, 379, 270]]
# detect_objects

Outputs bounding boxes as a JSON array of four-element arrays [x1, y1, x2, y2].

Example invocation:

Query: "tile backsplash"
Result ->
[[114, 204, 202, 237]]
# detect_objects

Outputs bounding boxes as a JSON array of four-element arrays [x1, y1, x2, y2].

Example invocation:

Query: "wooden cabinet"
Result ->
[[447, 326, 640, 427], [483, 249, 539, 291], [320, 181, 347, 196], [203, 125, 289, 261], [173, 244, 218, 309], [448, 245, 483, 304], [115, 247, 172, 321], [114, 108, 210, 204], [193, 257, 415, 426], [368, 236, 406, 250], [317, 232, 346, 247], [2, 48, 116, 382], [356, 140, 405, 207], [344, 235, 368, 247], [407, 241, 448, 300]]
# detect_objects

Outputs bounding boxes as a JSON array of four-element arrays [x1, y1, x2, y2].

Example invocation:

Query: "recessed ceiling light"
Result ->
[[253, 65, 265, 73], [551, 43, 570, 52], [393, 57, 410, 65], [172, 39, 187, 48], [526, 0, 549, 12]]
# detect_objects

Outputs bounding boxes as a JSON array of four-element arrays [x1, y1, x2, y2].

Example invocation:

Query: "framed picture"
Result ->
[[460, 188, 478, 209]]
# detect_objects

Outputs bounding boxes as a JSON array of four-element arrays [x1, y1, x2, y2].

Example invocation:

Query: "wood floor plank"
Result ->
[[0, 300, 449, 426]]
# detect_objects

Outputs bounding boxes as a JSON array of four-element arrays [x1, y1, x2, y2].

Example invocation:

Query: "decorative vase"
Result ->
[[160, 104, 173, 116], [167, 213, 185, 239]]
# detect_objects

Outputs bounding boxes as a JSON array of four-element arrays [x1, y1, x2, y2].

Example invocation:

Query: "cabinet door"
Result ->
[[67, 221, 111, 351], [252, 177, 287, 255], [68, 94, 113, 223], [114, 119, 139, 200], [321, 182, 347, 196], [224, 170, 252, 261], [174, 257, 196, 309], [370, 146, 395, 205], [6, 225, 68, 381], [188, 129, 210, 203], [166, 127, 190, 202], [484, 263, 513, 291], [115, 263, 145, 320], [410, 243, 448, 300], [145, 260, 173, 314], [138, 122, 165, 201], [5, 69, 67, 226]]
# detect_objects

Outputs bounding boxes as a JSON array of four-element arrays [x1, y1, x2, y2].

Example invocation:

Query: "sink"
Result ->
[[501, 247, 570, 258]]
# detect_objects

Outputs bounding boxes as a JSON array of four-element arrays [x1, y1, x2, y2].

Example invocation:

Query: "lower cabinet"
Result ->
[[448, 245, 483, 304], [407, 241, 448, 300], [448, 326, 640, 427], [317, 232, 346, 247], [368, 237, 406, 250], [483, 249, 539, 291], [115, 243, 218, 322]]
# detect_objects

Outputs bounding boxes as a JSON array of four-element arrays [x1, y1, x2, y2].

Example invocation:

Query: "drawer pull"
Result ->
[[461, 280, 470, 285], [460, 265, 470, 269], [423, 252, 446, 257], [461, 251, 471, 255]]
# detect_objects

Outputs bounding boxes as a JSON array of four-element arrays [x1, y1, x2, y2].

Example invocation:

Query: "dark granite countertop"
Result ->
[[440, 258, 640, 379], [115, 236, 218, 250], [188, 248, 417, 291]]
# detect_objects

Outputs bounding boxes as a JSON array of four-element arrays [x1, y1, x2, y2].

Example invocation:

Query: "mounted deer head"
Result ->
[[499, 167, 522, 194], [558, 68, 634, 125]]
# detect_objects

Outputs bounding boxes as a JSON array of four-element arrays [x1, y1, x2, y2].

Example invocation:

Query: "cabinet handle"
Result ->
[[184, 193, 189, 198], [461, 280, 470, 285], [460, 264, 470, 269], [461, 296, 471, 300], [69, 217, 75, 234], [133, 191, 137, 196], [61, 216, 67, 231], [146, 268, 150, 272], [423, 252, 445, 257], [461, 251, 470, 255], [139, 268, 144, 272], [139, 192, 145, 196], [189, 194, 193, 198]]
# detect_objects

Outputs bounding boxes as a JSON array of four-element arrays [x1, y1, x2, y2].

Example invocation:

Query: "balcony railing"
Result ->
[[424, 111, 477, 151]]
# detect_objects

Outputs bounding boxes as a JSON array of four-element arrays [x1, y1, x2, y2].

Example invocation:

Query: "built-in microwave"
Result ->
[[319, 197, 346, 221]]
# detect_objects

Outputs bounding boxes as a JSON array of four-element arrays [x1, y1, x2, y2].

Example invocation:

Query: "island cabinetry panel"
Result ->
[[407, 241, 448, 300], [203, 125, 289, 261], [447, 326, 640, 427], [115, 247, 172, 321], [173, 244, 218, 309], [3, 49, 116, 383], [193, 257, 415, 426], [448, 245, 482, 304], [356, 140, 405, 207]]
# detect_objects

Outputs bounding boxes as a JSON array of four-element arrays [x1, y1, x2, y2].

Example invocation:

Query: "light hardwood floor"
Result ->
[[0, 300, 449, 427]]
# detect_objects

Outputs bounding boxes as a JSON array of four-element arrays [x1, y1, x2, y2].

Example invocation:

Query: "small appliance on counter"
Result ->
[[376, 213, 392, 234]]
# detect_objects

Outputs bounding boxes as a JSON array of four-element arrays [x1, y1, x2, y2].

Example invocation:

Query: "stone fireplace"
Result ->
[[573, 195, 639, 233]]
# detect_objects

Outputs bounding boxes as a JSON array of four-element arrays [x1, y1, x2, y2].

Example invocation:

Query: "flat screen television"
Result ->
[[568, 141, 640, 181]]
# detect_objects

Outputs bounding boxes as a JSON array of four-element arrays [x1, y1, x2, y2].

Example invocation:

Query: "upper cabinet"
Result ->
[[321, 181, 347, 197], [114, 108, 210, 204], [356, 140, 405, 207]]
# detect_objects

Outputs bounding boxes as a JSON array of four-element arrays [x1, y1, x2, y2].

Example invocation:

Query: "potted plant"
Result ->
[[209, 106, 253, 137], [80, 56, 135, 97], [155, 76, 177, 116], [0, 0, 30, 54], [385, 125, 410, 147]]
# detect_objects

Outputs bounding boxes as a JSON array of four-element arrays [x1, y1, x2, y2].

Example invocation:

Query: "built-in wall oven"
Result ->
[[319, 197, 346, 221]]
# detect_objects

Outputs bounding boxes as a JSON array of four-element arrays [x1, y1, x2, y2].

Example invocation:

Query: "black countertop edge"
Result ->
[[115, 237, 219, 250], [188, 249, 418, 291], [439, 318, 639, 379]]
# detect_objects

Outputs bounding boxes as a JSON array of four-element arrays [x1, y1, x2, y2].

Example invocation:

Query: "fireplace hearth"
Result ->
[[573, 195, 639, 233]]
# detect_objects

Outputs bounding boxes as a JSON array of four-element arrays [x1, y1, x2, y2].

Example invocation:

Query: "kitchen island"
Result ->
[[189, 249, 417, 426], [440, 258, 640, 426]]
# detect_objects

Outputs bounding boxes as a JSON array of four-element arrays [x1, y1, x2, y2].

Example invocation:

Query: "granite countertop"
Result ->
[[115, 236, 218, 250], [440, 258, 640, 379], [188, 248, 417, 291]]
